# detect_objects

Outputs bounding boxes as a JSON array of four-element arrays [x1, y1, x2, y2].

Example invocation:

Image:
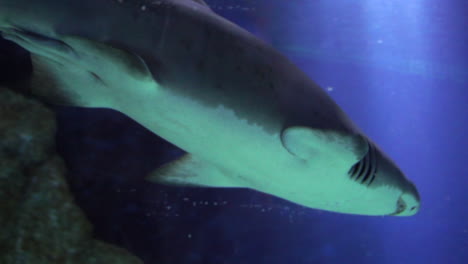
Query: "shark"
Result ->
[[0, 0, 420, 216]]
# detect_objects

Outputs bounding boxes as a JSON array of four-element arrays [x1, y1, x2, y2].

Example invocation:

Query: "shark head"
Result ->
[[281, 127, 420, 216], [348, 141, 420, 216]]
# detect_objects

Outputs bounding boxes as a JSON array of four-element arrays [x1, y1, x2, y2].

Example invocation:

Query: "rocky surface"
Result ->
[[0, 87, 143, 264]]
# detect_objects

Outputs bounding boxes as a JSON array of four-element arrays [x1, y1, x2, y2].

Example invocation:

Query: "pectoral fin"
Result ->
[[281, 126, 368, 164], [146, 154, 243, 188]]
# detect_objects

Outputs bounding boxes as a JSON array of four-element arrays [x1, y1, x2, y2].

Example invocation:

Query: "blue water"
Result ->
[[239, 1, 468, 263], [67, 1, 466, 263], [2, 0, 467, 263]]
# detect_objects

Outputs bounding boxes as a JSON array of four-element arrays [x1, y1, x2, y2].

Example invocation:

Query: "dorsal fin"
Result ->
[[191, 0, 211, 9]]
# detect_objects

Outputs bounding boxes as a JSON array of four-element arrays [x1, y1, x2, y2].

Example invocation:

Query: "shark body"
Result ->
[[0, 0, 420, 216]]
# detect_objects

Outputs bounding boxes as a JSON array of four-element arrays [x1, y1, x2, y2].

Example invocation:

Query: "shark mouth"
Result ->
[[389, 195, 407, 216], [348, 141, 377, 186]]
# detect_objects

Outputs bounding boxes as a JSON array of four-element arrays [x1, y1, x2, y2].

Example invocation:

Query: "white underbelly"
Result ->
[[117, 87, 303, 188]]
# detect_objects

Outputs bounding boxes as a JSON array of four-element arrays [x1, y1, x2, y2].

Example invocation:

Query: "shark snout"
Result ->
[[390, 182, 420, 216], [370, 144, 420, 216]]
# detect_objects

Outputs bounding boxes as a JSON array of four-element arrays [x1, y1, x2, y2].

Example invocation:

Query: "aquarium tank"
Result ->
[[0, 0, 466, 263]]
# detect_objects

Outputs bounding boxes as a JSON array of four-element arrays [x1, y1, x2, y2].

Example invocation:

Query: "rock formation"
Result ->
[[0, 87, 143, 264]]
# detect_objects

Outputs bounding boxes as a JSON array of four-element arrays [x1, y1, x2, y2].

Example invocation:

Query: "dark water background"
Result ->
[[1, 0, 467, 263]]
